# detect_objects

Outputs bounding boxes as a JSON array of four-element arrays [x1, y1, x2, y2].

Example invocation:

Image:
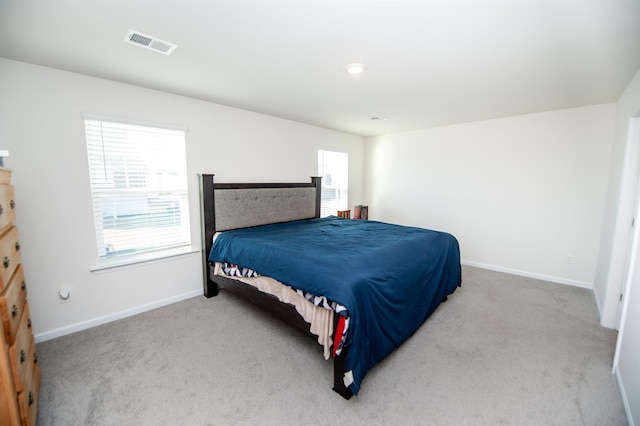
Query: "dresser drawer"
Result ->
[[8, 303, 34, 392], [1, 264, 27, 344], [0, 185, 16, 234], [0, 325, 21, 426], [0, 227, 21, 288], [17, 341, 39, 426]]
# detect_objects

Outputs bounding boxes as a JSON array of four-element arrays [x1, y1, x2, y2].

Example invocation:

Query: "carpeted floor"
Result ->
[[35, 266, 627, 425]]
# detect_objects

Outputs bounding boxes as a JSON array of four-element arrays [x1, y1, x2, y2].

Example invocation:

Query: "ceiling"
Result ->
[[1, 0, 640, 137]]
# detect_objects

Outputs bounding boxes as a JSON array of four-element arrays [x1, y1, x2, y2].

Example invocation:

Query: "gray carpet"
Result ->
[[35, 266, 627, 425]]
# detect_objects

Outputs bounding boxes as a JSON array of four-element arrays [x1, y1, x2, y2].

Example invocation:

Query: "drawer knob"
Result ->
[[34, 352, 38, 364], [0, 204, 3, 215], [10, 200, 15, 209], [20, 349, 26, 363], [21, 280, 26, 291], [27, 318, 32, 328], [28, 391, 34, 406], [3, 256, 8, 268], [11, 304, 18, 318], [15, 241, 20, 251]]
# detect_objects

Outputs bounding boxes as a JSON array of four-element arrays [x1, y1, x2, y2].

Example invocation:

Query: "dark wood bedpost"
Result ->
[[199, 173, 218, 297], [332, 349, 352, 399], [311, 176, 321, 218], [332, 311, 353, 399]]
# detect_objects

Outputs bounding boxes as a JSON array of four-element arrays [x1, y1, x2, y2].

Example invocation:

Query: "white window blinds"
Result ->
[[317, 150, 349, 217], [84, 117, 191, 264]]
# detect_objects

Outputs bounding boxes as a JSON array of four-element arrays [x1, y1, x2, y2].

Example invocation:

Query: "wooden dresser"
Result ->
[[0, 167, 40, 425]]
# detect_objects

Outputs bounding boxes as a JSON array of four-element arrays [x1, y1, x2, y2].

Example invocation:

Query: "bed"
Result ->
[[199, 174, 461, 398]]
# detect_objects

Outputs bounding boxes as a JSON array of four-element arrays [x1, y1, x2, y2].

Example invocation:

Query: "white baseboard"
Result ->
[[614, 365, 635, 426], [593, 285, 605, 321], [461, 260, 593, 289], [34, 289, 202, 343]]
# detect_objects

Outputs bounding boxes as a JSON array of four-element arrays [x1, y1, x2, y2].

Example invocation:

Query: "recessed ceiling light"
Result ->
[[346, 63, 366, 74]]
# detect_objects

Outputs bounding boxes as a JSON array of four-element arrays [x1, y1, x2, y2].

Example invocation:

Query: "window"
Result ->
[[317, 150, 348, 217], [84, 115, 191, 268]]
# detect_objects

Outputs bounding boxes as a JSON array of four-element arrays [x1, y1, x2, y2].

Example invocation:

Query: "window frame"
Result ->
[[83, 114, 194, 271], [317, 149, 349, 218]]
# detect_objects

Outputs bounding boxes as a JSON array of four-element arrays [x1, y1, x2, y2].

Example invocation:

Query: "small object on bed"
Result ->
[[337, 210, 350, 218], [353, 205, 368, 219]]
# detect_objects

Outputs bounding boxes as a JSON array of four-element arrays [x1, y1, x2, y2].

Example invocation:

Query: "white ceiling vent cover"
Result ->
[[124, 30, 177, 55]]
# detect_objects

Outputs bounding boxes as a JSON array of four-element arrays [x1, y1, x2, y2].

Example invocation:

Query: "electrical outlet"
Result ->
[[59, 286, 72, 303]]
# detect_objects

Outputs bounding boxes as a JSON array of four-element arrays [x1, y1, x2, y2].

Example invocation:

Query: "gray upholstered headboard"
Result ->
[[214, 187, 317, 231], [198, 174, 322, 297]]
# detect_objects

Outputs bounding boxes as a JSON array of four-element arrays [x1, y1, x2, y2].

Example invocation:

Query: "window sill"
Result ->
[[90, 246, 198, 273]]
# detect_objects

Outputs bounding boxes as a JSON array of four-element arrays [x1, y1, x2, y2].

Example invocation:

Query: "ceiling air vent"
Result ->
[[124, 30, 177, 55]]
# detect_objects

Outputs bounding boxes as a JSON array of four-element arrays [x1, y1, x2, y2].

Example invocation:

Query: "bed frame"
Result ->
[[198, 174, 353, 399]]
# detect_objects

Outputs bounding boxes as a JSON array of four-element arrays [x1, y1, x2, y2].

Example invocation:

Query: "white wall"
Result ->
[[0, 58, 364, 340], [364, 104, 615, 287]]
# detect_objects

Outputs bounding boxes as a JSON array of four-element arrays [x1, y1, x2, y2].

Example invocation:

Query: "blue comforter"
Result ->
[[209, 216, 461, 395]]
